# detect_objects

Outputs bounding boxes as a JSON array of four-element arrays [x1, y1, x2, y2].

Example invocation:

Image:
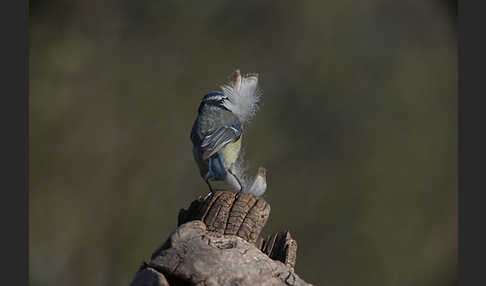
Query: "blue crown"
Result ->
[[203, 91, 225, 100]]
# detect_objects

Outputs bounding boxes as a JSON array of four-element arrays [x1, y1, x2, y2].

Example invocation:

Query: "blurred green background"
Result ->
[[29, 0, 457, 285]]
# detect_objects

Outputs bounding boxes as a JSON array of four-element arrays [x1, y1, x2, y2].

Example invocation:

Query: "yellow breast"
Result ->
[[221, 136, 242, 169]]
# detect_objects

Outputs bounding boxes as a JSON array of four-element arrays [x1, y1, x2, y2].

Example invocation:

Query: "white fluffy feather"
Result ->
[[231, 153, 252, 191], [221, 71, 262, 123], [247, 167, 267, 196], [231, 153, 267, 197], [224, 69, 266, 196]]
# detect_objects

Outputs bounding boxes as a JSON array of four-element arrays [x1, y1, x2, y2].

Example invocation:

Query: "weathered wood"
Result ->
[[262, 231, 298, 268], [131, 190, 311, 286], [134, 221, 311, 286], [178, 191, 271, 245], [130, 266, 170, 286]]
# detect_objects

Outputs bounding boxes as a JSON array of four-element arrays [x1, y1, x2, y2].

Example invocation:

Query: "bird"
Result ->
[[247, 167, 267, 196], [190, 69, 261, 199]]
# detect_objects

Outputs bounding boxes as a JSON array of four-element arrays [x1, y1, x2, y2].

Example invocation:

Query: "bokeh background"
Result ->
[[30, 0, 457, 285]]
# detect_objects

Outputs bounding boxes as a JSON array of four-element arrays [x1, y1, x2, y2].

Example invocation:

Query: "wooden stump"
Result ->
[[131, 191, 312, 286]]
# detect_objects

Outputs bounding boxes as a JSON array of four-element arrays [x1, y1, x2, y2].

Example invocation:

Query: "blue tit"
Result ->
[[190, 70, 261, 197]]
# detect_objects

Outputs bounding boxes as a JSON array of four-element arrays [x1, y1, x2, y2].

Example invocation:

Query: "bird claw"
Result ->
[[203, 191, 213, 201], [235, 188, 243, 200], [203, 178, 215, 201]]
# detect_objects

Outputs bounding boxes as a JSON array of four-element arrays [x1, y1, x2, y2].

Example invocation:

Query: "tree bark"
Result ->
[[130, 190, 313, 286]]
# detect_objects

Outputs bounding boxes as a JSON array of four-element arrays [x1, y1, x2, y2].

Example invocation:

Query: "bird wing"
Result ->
[[200, 123, 242, 160]]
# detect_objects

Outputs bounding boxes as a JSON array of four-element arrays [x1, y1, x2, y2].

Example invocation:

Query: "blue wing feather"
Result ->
[[201, 123, 242, 160]]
